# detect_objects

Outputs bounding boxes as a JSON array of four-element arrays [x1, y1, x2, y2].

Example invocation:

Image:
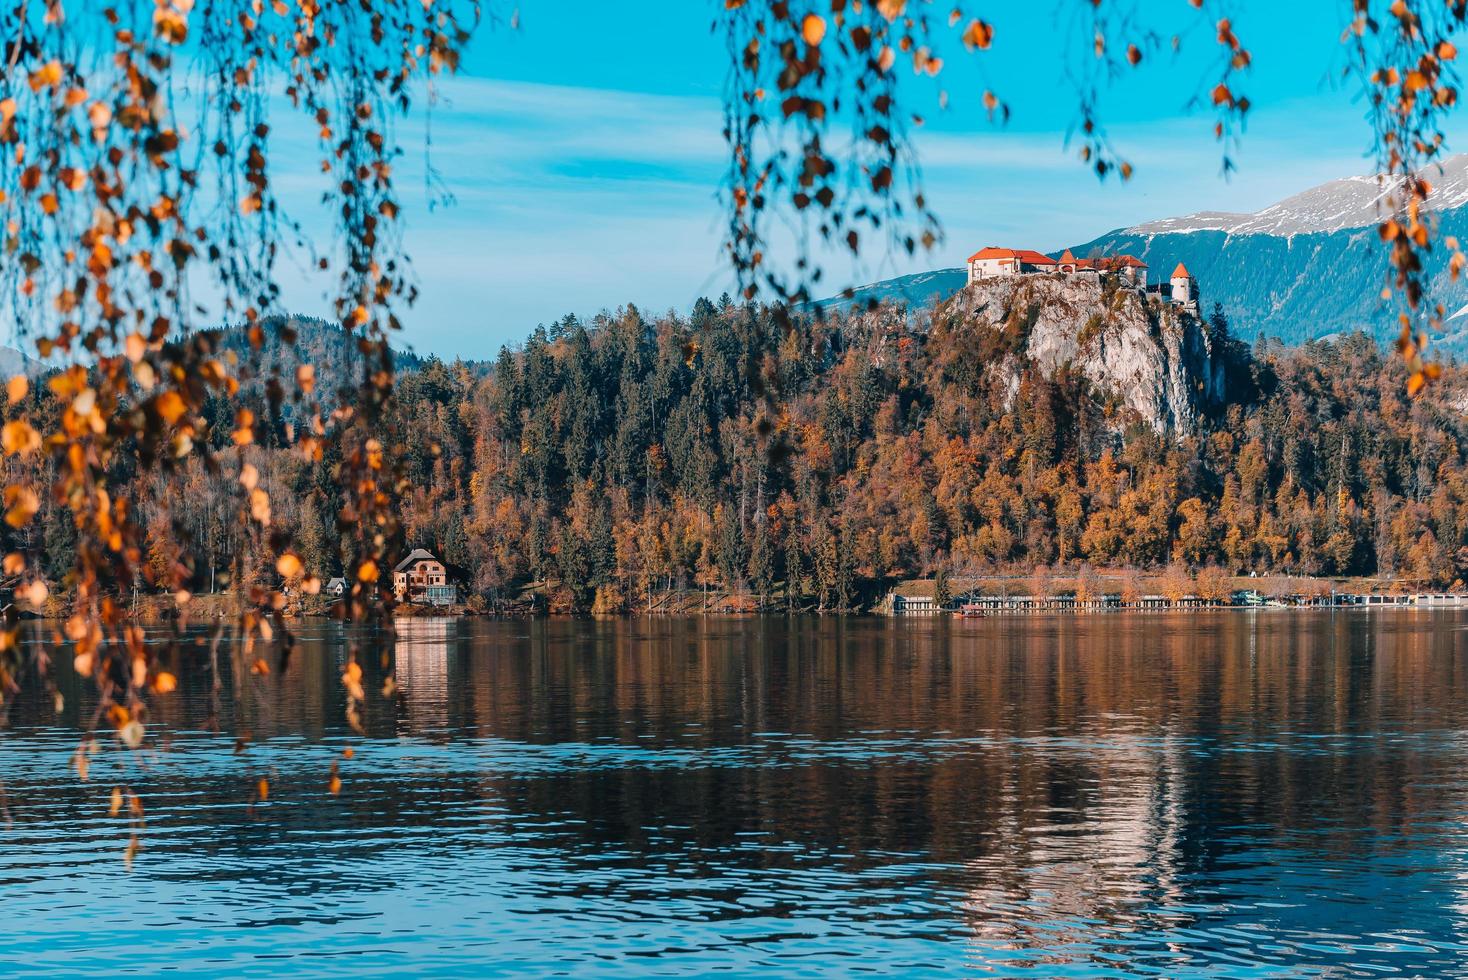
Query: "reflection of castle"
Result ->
[[960, 730, 1188, 972], [395, 618, 452, 733]]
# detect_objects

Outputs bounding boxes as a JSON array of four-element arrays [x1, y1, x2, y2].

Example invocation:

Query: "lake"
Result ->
[[5, 611, 1468, 977]]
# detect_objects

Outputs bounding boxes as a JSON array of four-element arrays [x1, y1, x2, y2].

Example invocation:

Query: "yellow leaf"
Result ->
[[3, 552, 25, 575], [118, 720, 145, 750], [276, 552, 302, 578], [357, 559, 379, 583], [876, 0, 905, 21], [2, 420, 41, 456], [4, 485, 39, 528], [250, 488, 271, 524], [6, 374, 27, 404], [153, 671, 177, 694], [28, 60, 63, 92], [109, 786, 123, 816], [257, 778, 269, 801]]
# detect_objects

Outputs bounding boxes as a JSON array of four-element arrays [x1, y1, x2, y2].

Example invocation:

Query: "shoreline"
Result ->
[[15, 574, 1462, 623]]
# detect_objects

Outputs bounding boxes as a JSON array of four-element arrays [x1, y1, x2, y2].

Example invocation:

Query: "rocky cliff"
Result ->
[[943, 275, 1225, 436]]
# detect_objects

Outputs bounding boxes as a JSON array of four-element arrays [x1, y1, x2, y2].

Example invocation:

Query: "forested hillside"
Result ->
[[7, 295, 1468, 612]]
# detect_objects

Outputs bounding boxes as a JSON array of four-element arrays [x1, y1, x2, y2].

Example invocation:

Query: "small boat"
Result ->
[[954, 603, 986, 619]]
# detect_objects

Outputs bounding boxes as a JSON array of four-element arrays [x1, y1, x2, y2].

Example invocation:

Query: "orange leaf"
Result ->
[[801, 14, 826, 46], [155, 390, 186, 425], [962, 19, 994, 50]]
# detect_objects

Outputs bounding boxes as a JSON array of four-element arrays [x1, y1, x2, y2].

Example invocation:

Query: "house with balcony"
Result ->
[[393, 548, 459, 606]]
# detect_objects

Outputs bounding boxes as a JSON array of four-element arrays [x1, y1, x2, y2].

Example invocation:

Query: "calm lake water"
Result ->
[[5, 611, 1468, 977]]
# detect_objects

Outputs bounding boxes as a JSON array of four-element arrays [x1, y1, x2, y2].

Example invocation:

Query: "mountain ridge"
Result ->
[[821, 155, 1468, 350]]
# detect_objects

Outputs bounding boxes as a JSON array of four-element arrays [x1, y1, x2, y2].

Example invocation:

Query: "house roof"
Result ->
[[326, 577, 347, 589], [393, 548, 440, 573], [1086, 254, 1148, 269], [967, 247, 1146, 271], [967, 246, 1059, 265], [1171, 262, 1192, 278]]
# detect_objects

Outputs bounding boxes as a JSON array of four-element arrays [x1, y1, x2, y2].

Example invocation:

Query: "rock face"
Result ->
[[945, 275, 1224, 436]]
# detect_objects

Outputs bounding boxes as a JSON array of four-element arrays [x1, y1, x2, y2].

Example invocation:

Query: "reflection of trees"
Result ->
[[9, 611, 1468, 944], [444, 611, 1468, 958]]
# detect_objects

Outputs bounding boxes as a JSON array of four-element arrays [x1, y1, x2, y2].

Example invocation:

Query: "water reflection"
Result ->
[[3, 611, 1468, 977]]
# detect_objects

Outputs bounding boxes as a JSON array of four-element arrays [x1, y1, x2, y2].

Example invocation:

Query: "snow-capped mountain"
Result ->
[[820, 155, 1468, 350], [1128, 154, 1468, 237]]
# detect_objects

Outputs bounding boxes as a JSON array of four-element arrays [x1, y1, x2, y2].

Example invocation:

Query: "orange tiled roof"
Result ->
[[1171, 262, 1192, 278], [1071, 253, 1148, 270], [968, 247, 1145, 270], [967, 247, 1059, 265]]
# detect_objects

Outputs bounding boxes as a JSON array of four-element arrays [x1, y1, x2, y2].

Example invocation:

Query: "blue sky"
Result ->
[[266, 1, 1468, 359]]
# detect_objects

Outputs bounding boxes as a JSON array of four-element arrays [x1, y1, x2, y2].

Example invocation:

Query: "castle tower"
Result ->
[[1169, 262, 1195, 306]]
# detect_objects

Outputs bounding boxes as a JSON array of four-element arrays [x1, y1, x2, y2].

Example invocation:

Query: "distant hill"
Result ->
[[201, 315, 431, 375], [815, 268, 968, 316], [0, 345, 41, 378], [820, 154, 1468, 352]]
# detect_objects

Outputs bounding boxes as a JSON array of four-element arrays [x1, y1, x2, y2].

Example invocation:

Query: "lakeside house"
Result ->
[[393, 548, 459, 606], [965, 246, 1198, 312]]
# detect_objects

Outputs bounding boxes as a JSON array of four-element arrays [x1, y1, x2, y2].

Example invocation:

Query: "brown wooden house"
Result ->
[[393, 548, 458, 606]]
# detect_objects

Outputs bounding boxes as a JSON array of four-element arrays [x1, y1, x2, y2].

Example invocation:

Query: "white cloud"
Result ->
[[264, 77, 1460, 359]]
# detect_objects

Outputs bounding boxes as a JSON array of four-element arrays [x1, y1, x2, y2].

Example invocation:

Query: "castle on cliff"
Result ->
[[966, 247, 1197, 312]]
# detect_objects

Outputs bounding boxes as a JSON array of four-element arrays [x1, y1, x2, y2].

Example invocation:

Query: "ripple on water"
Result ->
[[5, 612, 1468, 977]]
